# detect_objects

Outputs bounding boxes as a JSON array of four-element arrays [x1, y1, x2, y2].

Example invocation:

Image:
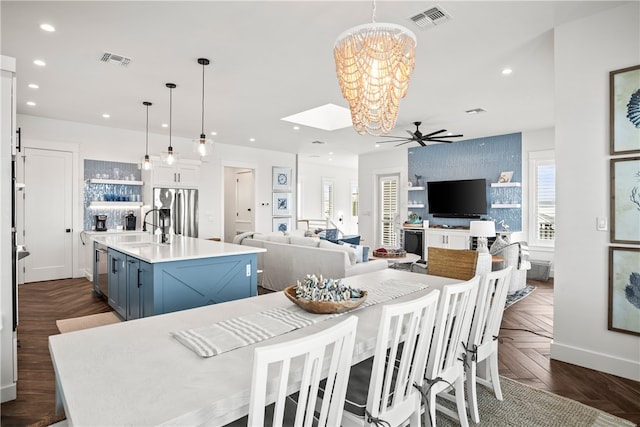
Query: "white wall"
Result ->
[[298, 160, 358, 236], [552, 2, 639, 381], [16, 114, 296, 277]]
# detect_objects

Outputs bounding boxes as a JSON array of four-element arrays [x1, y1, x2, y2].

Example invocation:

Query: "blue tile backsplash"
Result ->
[[83, 160, 143, 231], [407, 133, 522, 231]]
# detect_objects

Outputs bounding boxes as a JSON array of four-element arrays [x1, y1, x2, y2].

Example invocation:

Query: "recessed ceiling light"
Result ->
[[33, 59, 46, 67], [293, 126, 300, 131], [26, 101, 36, 106], [501, 68, 513, 75], [249, 138, 256, 142], [28, 83, 39, 89], [329, 152, 334, 155], [40, 23, 55, 32], [102, 113, 110, 119], [161, 123, 168, 128], [210, 131, 217, 136], [328, 158, 333, 161], [375, 144, 381, 148]]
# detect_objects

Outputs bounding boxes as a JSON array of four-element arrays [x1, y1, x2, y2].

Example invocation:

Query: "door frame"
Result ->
[[221, 160, 257, 241], [17, 139, 80, 281]]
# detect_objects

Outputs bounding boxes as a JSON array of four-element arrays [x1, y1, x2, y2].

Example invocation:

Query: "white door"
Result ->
[[22, 148, 73, 282], [235, 170, 254, 234]]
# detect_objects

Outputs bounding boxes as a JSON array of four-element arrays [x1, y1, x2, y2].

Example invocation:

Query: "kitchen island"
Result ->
[[93, 233, 265, 320]]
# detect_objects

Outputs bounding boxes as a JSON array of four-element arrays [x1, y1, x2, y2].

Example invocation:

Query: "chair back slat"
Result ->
[[426, 276, 480, 381], [363, 290, 441, 425], [470, 267, 513, 350], [248, 316, 357, 427]]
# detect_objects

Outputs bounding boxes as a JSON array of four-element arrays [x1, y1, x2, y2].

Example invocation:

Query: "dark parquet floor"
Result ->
[[1, 277, 639, 426]]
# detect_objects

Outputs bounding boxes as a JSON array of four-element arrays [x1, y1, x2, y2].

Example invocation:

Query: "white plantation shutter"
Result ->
[[379, 175, 399, 247], [530, 151, 555, 246], [322, 179, 334, 219]]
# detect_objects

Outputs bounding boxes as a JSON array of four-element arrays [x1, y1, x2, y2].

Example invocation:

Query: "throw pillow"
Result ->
[[319, 239, 357, 265], [489, 235, 510, 255], [338, 235, 361, 245], [324, 229, 338, 241], [339, 242, 369, 263]]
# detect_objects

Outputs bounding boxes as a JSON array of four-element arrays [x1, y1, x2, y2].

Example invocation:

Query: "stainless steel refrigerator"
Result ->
[[152, 188, 199, 238]]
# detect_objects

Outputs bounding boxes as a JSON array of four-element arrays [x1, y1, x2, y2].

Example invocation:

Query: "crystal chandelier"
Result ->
[[142, 101, 152, 170], [161, 83, 178, 165], [334, 2, 416, 136], [193, 58, 213, 158]]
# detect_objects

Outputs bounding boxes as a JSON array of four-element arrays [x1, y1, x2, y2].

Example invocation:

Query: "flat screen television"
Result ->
[[427, 178, 487, 218]]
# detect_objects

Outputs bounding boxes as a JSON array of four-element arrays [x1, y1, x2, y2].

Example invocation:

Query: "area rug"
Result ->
[[505, 284, 535, 309], [56, 311, 121, 334], [436, 377, 635, 427]]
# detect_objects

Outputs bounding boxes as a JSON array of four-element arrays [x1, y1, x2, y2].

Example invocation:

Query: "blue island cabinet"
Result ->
[[107, 248, 258, 320]]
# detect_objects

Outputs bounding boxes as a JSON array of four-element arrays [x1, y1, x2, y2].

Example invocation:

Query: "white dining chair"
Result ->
[[340, 290, 441, 427], [247, 315, 358, 427], [466, 266, 513, 423], [420, 276, 480, 427]]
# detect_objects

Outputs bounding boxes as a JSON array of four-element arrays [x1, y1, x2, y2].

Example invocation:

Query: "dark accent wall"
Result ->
[[407, 132, 522, 231]]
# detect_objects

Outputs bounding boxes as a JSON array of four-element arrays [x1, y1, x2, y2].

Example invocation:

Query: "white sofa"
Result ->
[[233, 232, 388, 292], [490, 239, 531, 294]]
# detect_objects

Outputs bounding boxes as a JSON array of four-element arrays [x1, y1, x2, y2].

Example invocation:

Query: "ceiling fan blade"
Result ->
[[422, 129, 447, 138], [427, 139, 455, 143], [418, 140, 427, 147], [376, 134, 410, 139], [394, 140, 413, 147], [432, 134, 464, 138], [375, 139, 411, 144]]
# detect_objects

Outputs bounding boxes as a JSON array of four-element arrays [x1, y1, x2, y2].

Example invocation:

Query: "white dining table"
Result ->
[[48, 269, 460, 426]]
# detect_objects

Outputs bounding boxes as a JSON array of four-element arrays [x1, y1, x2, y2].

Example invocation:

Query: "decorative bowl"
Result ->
[[284, 285, 367, 314], [372, 250, 407, 258]]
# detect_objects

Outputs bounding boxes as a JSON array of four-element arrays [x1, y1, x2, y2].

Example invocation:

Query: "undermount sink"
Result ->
[[122, 242, 169, 248]]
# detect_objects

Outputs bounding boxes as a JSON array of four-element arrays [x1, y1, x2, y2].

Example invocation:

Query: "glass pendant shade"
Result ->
[[142, 101, 152, 170], [162, 83, 178, 165], [193, 58, 212, 158], [334, 22, 417, 136]]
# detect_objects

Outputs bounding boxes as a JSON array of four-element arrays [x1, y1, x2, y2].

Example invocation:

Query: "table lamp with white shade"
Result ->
[[470, 220, 496, 253]]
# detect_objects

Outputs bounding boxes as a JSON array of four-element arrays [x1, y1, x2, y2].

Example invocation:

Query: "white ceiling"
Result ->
[[1, 1, 628, 167]]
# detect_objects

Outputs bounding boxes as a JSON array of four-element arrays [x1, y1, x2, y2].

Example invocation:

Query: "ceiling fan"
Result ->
[[375, 121, 463, 147]]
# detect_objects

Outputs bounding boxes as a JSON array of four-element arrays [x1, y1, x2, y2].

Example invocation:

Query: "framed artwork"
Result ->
[[272, 192, 292, 216], [610, 65, 640, 155], [608, 247, 640, 336], [272, 167, 292, 192], [610, 157, 640, 243], [498, 171, 514, 183], [272, 217, 291, 233]]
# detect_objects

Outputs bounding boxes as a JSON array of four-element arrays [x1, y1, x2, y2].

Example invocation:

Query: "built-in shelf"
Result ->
[[86, 179, 144, 186], [408, 203, 425, 208], [491, 203, 521, 208], [408, 186, 425, 191], [491, 182, 521, 188], [89, 201, 143, 208]]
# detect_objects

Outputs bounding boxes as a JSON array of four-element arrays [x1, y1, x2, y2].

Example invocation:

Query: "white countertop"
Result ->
[[92, 233, 265, 264]]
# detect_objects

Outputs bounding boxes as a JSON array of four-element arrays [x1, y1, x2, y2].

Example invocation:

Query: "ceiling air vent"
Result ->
[[100, 52, 131, 67], [409, 5, 452, 29]]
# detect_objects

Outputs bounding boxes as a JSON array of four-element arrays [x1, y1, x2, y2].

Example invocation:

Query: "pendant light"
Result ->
[[161, 83, 178, 165], [142, 101, 152, 170], [334, 0, 416, 135], [193, 58, 213, 158]]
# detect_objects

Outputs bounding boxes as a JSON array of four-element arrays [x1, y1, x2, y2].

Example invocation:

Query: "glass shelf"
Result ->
[[408, 186, 426, 191], [86, 178, 144, 186], [89, 201, 143, 208], [408, 204, 425, 208]]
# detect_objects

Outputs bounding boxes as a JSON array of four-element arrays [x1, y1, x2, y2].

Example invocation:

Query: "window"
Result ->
[[322, 178, 334, 219], [378, 174, 399, 247], [529, 151, 555, 246]]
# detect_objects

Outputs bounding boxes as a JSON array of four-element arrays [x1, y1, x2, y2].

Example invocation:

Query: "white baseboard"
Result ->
[[1, 382, 16, 403], [550, 341, 640, 381]]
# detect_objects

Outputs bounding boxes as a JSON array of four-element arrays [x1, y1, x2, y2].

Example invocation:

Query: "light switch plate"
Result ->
[[596, 217, 608, 231]]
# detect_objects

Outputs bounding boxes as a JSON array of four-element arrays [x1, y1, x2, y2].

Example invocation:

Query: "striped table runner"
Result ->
[[171, 279, 428, 358]]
